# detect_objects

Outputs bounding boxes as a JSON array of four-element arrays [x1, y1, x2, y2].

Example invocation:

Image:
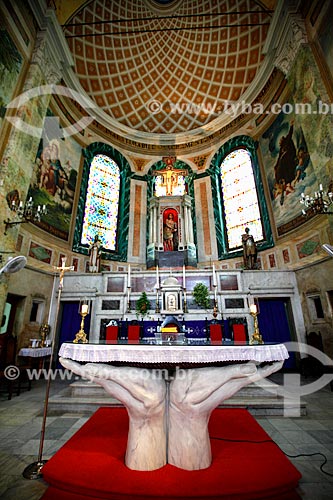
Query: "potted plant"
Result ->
[[192, 283, 211, 310], [136, 292, 151, 318]]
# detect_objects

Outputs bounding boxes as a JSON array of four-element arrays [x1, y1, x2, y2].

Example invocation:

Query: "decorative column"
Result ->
[[0, 8, 73, 322]]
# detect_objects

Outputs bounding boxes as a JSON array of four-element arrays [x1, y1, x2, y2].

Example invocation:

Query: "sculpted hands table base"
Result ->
[[59, 356, 284, 471]]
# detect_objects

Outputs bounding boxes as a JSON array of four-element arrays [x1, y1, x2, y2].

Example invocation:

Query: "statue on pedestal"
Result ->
[[242, 227, 257, 270], [88, 235, 102, 272]]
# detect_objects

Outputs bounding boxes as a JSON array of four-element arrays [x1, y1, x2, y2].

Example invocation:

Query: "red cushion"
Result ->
[[232, 324, 247, 342], [105, 326, 118, 341], [209, 324, 222, 342], [41, 407, 301, 500], [128, 325, 140, 341]]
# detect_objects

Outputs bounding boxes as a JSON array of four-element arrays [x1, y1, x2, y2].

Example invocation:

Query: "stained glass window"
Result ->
[[81, 154, 120, 251], [220, 148, 263, 250]]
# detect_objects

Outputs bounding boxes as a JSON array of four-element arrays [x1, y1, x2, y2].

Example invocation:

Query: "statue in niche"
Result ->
[[163, 210, 178, 251]]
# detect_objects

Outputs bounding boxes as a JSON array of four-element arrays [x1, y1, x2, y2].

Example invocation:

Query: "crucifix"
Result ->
[[54, 257, 74, 290], [23, 256, 74, 480]]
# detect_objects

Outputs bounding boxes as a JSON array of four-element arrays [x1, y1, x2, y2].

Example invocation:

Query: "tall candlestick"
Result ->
[[183, 265, 186, 288], [156, 265, 159, 289], [212, 263, 217, 287], [128, 264, 131, 288]]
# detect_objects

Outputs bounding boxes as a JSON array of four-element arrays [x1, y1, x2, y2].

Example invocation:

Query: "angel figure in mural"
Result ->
[[163, 212, 178, 251], [88, 235, 103, 272]]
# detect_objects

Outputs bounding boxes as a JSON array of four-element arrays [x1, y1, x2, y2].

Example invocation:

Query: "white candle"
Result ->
[[156, 265, 159, 289], [128, 264, 131, 287], [319, 184, 323, 192], [183, 265, 186, 287], [212, 263, 217, 287], [81, 304, 89, 314], [250, 304, 257, 314]]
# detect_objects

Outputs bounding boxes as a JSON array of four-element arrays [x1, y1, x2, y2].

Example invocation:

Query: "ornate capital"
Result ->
[[275, 15, 308, 76]]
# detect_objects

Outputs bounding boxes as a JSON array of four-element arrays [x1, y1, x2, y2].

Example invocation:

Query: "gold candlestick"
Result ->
[[249, 305, 263, 345], [74, 301, 89, 343]]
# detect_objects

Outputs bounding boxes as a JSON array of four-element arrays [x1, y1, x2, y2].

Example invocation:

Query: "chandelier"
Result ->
[[4, 196, 47, 234], [300, 182, 333, 216]]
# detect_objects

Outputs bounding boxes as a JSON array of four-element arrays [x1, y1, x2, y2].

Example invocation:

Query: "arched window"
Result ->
[[220, 148, 264, 251], [81, 154, 120, 251], [210, 136, 273, 259]]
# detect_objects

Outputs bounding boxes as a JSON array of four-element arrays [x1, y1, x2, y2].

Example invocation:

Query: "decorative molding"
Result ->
[[274, 15, 308, 76]]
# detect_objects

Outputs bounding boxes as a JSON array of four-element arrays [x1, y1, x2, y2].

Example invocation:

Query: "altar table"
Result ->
[[59, 341, 289, 472]]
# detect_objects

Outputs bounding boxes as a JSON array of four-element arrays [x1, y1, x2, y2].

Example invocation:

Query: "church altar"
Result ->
[[59, 341, 288, 471]]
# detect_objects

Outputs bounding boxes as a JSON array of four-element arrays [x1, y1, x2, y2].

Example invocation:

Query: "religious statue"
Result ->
[[242, 227, 257, 269], [163, 212, 178, 251], [88, 235, 102, 272]]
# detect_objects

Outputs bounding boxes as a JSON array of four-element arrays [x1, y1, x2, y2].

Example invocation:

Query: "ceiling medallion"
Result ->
[[143, 0, 184, 14]]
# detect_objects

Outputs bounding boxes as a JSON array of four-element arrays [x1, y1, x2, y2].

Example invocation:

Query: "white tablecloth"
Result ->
[[19, 347, 52, 358], [59, 342, 289, 365]]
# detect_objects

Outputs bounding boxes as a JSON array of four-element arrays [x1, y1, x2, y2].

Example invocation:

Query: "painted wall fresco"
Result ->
[[0, 29, 23, 131], [29, 242, 52, 263], [317, 1, 333, 82], [259, 46, 333, 235], [28, 110, 81, 240]]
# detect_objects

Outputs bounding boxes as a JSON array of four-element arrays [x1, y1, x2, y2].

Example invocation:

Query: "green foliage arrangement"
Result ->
[[136, 291, 151, 317], [193, 283, 211, 309]]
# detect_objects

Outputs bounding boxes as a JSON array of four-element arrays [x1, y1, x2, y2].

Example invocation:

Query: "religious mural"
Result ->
[[317, 1, 333, 82], [259, 46, 333, 235], [0, 29, 23, 132], [28, 110, 80, 240]]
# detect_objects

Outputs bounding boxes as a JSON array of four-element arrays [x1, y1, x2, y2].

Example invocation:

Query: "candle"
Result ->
[[212, 263, 217, 287], [319, 184, 323, 192], [128, 264, 131, 287], [183, 265, 186, 287], [250, 304, 257, 314], [81, 304, 89, 314], [156, 265, 159, 289]]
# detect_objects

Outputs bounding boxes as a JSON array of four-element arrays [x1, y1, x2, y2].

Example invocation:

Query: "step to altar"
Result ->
[[48, 380, 306, 416]]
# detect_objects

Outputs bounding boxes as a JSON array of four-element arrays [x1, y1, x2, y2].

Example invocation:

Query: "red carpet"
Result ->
[[41, 407, 301, 500]]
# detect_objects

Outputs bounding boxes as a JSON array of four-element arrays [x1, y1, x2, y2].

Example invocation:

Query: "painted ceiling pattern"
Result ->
[[63, 0, 272, 135]]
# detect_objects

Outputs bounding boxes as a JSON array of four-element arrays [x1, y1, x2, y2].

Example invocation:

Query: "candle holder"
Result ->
[[155, 288, 160, 313], [74, 300, 89, 343], [249, 305, 263, 345], [39, 323, 50, 347], [183, 287, 188, 313], [126, 287, 132, 313]]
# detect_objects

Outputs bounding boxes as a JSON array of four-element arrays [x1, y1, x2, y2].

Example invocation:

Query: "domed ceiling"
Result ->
[[60, 0, 276, 135]]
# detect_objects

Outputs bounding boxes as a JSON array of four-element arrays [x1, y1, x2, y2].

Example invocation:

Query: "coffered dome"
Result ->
[[61, 0, 275, 135]]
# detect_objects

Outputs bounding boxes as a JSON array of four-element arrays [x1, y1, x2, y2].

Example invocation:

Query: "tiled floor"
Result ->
[[0, 375, 332, 499]]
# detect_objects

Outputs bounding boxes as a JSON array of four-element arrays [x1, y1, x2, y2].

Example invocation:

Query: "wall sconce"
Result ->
[[4, 195, 47, 234], [300, 182, 333, 216]]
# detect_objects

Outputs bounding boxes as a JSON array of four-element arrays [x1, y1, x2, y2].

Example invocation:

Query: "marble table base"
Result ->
[[60, 358, 283, 471]]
